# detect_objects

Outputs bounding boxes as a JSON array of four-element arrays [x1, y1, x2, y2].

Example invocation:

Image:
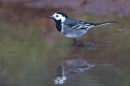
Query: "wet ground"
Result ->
[[0, 2, 130, 86]]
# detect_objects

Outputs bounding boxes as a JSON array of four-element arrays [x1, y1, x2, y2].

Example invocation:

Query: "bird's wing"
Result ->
[[64, 18, 94, 30], [72, 22, 94, 30]]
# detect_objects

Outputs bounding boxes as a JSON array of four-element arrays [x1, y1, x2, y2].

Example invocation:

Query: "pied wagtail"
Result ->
[[48, 12, 116, 48]]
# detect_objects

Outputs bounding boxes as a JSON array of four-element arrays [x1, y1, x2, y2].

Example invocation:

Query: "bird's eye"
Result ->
[[56, 15, 58, 17]]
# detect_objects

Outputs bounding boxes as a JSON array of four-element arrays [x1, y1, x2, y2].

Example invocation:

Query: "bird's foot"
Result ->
[[71, 41, 84, 48], [71, 41, 99, 48], [83, 42, 99, 46], [75, 41, 84, 46]]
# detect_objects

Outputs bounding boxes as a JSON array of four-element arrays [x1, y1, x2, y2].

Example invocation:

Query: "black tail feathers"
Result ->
[[94, 21, 116, 26]]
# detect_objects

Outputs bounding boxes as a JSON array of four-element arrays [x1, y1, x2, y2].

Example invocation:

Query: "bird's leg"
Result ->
[[72, 38, 76, 48]]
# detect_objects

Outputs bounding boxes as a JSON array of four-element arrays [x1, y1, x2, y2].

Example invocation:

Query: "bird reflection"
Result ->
[[54, 55, 95, 84]]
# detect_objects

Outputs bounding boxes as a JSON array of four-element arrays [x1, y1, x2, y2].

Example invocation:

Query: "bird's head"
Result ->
[[48, 12, 68, 23]]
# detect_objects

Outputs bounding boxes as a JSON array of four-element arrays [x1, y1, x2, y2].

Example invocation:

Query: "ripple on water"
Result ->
[[63, 66, 125, 86]]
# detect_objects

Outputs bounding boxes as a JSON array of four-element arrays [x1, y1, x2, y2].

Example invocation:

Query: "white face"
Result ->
[[51, 13, 66, 22]]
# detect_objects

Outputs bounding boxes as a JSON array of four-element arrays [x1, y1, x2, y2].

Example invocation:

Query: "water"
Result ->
[[0, 3, 130, 86]]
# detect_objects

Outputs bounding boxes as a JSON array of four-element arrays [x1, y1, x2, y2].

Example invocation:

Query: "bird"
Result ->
[[48, 12, 116, 48]]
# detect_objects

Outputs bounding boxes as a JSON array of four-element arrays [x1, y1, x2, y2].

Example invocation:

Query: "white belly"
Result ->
[[63, 33, 79, 38]]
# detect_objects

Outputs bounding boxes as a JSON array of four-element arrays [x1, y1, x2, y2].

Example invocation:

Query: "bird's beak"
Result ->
[[48, 16, 53, 18]]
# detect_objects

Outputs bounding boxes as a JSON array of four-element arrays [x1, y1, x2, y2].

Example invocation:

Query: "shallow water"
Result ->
[[0, 4, 130, 86]]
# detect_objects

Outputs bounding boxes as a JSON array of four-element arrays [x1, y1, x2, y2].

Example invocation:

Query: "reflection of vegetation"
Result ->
[[0, 13, 130, 86], [117, 66, 130, 86], [0, 19, 69, 85]]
